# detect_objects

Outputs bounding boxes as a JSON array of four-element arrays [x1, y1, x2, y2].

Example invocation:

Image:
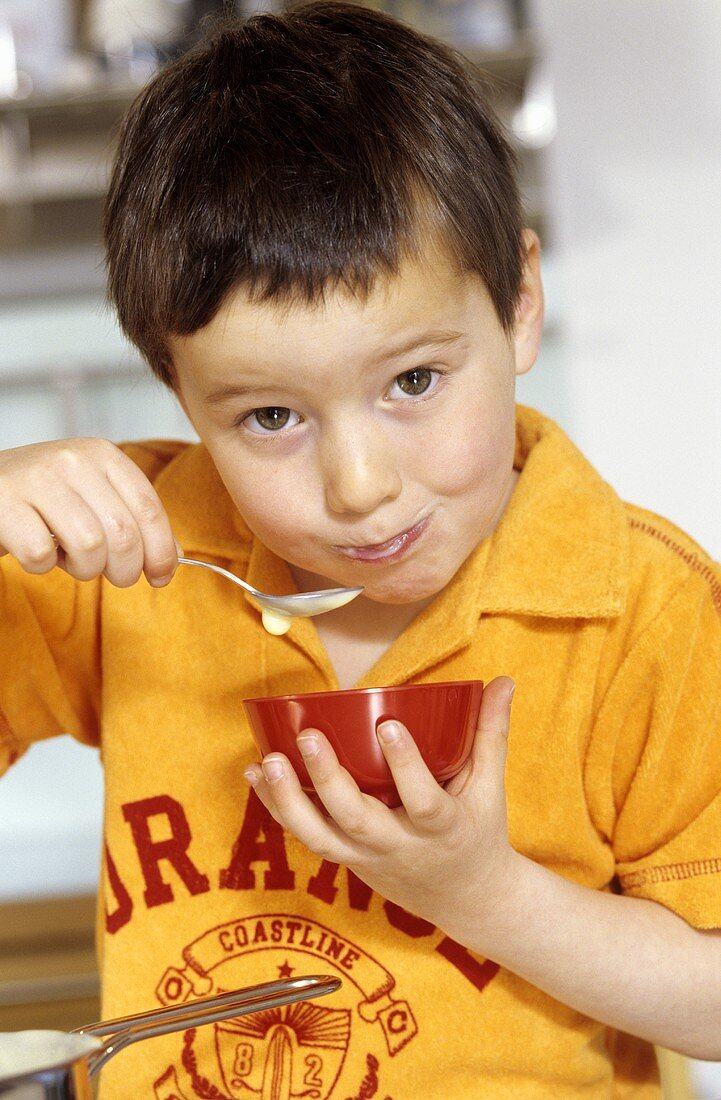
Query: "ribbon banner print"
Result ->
[[156, 914, 418, 1055]]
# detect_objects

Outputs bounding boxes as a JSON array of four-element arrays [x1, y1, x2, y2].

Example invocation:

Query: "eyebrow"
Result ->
[[205, 381, 274, 405], [386, 329, 465, 358], [203, 329, 465, 405]]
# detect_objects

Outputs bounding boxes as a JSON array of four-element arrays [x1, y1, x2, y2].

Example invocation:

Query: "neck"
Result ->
[[291, 569, 435, 687]]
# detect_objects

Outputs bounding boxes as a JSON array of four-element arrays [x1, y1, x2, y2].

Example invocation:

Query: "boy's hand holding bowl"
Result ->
[[243, 677, 518, 938], [244, 679, 484, 807]]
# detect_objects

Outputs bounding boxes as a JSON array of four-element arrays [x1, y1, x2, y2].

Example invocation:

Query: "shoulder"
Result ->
[[117, 439, 252, 552], [622, 501, 720, 623], [118, 439, 193, 484]]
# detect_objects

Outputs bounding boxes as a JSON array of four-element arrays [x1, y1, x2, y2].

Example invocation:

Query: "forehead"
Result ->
[[170, 246, 497, 375]]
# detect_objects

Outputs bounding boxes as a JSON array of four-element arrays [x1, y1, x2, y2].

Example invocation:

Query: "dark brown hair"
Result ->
[[104, 1, 524, 384]]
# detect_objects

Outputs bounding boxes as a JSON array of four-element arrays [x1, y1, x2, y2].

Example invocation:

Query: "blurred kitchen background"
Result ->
[[0, 0, 719, 1095]]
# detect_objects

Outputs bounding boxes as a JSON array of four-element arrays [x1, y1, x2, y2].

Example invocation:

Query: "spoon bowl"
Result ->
[[177, 556, 363, 632]]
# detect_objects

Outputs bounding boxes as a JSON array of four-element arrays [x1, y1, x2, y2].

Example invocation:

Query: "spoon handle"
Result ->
[[177, 555, 257, 597], [79, 976, 340, 1075]]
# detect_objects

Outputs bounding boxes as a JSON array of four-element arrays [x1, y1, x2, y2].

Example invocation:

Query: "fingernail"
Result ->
[[297, 734, 319, 758], [149, 573, 173, 588], [377, 720, 402, 744], [262, 756, 285, 782], [508, 681, 516, 702], [244, 767, 259, 787]]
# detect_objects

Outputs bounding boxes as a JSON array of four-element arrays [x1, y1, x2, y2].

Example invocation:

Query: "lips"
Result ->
[[333, 516, 430, 564]]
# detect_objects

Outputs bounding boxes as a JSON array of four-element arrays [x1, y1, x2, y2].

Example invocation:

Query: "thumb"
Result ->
[[469, 675, 515, 793], [445, 676, 514, 799]]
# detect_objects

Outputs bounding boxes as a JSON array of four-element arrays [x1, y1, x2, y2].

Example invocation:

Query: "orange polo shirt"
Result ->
[[1, 405, 720, 1099]]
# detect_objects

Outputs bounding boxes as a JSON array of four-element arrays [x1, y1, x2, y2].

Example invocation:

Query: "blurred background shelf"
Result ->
[[0, 4, 546, 271], [0, 0, 553, 452], [0, 893, 100, 1033]]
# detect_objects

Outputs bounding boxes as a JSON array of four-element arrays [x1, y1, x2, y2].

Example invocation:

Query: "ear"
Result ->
[[512, 228, 544, 377]]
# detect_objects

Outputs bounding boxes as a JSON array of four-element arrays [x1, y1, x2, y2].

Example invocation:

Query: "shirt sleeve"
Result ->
[[585, 566, 721, 929], [0, 557, 102, 774]]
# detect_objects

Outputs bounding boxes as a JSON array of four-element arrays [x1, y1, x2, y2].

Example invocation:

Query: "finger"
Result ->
[[33, 486, 115, 582], [245, 753, 358, 864], [16, 455, 142, 586], [6, 488, 108, 581], [0, 500, 60, 574], [243, 763, 294, 828], [48, 441, 176, 586], [45, 467, 145, 587], [104, 452, 178, 586], [375, 720, 455, 833], [296, 729, 384, 843], [467, 676, 514, 800], [99, 504, 145, 588]]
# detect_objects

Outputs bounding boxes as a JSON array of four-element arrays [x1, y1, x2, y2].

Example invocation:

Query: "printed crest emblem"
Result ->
[[206, 999, 347, 1098], [153, 914, 418, 1100]]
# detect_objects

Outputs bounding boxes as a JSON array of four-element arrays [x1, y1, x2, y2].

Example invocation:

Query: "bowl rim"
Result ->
[[243, 679, 483, 707]]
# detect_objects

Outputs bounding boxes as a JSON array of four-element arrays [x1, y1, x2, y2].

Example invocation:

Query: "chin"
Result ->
[[358, 571, 450, 606]]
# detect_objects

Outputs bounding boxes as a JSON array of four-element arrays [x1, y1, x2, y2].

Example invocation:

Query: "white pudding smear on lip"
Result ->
[[0, 1031, 102, 1079]]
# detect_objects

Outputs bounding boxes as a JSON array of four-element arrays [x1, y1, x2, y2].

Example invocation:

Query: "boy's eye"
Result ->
[[245, 406, 300, 434], [391, 368, 435, 397]]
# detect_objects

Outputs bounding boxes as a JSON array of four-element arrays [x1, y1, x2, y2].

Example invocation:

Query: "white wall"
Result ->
[[531, 0, 721, 559]]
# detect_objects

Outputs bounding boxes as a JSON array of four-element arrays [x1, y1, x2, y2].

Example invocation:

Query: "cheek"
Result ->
[[219, 462, 316, 549], [419, 409, 514, 499], [416, 363, 516, 496]]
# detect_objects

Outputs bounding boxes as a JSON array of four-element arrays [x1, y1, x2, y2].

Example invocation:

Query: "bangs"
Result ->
[[104, 3, 523, 383]]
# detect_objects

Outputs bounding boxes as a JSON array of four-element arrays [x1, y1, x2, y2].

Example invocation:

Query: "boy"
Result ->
[[1, 3, 719, 1096]]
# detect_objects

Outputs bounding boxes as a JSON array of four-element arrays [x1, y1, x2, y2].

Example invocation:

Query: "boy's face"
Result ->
[[170, 234, 542, 606]]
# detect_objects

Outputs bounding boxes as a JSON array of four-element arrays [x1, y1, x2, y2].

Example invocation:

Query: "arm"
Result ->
[[0, 438, 179, 763], [245, 678, 721, 1060], [465, 841, 721, 1060]]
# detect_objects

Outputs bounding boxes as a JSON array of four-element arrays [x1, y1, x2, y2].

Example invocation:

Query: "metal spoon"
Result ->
[[177, 555, 363, 633], [0, 976, 340, 1096]]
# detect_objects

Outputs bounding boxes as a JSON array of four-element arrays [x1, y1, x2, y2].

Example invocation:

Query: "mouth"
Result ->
[[333, 516, 430, 564]]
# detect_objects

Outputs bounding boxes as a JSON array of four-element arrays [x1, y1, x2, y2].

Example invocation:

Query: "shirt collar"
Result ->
[[153, 442, 335, 683], [357, 407, 629, 687], [477, 405, 629, 619], [154, 441, 254, 560], [153, 405, 629, 686]]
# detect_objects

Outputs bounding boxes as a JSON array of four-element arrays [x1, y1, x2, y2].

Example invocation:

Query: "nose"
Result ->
[[321, 421, 402, 515]]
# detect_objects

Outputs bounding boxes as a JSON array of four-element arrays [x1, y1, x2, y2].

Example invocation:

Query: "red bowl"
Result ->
[[243, 680, 483, 807]]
